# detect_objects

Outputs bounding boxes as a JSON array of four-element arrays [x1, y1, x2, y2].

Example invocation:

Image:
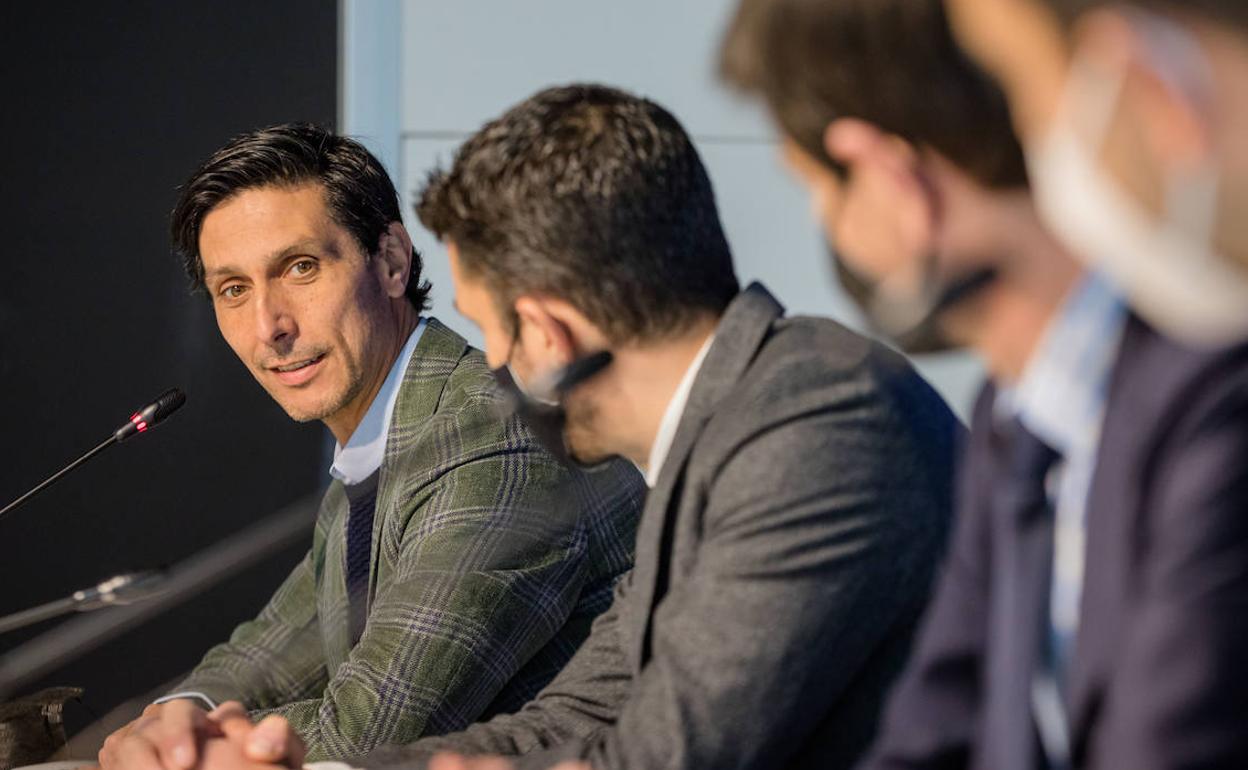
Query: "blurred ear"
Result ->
[[375, 222, 414, 299], [822, 118, 937, 274]]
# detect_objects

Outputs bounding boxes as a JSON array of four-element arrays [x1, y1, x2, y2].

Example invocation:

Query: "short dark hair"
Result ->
[[1043, 0, 1248, 30], [416, 83, 739, 344], [171, 122, 431, 310], [719, 0, 1027, 189]]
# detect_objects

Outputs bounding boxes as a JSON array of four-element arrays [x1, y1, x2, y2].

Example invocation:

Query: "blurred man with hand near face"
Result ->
[[189, 83, 960, 770], [97, 124, 644, 770], [724, 0, 1248, 768], [938, 1, 1248, 767], [944, 0, 1248, 348]]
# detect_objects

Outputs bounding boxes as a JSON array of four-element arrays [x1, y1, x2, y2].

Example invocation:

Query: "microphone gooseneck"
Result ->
[[0, 570, 168, 636], [0, 388, 187, 521]]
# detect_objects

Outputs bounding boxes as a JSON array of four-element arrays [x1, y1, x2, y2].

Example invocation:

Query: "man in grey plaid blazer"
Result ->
[[97, 124, 644, 768]]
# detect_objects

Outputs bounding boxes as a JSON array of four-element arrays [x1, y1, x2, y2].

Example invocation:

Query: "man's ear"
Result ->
[[824, 118, 927, 194], [513, 295, 576, 371], [513, 295, 608, 370], [374, 222, 414, 299], [822, 118, 937, 275]]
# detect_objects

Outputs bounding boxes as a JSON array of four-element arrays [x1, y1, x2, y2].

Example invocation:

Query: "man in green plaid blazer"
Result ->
[[97, 124, 643, 769]]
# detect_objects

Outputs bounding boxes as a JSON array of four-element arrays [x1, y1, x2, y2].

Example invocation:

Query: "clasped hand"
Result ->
[[96, 699, 304, 770]]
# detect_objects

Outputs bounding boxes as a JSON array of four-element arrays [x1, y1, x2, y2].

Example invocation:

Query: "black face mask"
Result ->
[[826, 239, 997, 355], [491, 350, 614, 469]]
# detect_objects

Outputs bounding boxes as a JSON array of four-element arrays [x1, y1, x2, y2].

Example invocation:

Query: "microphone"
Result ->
[[113, 387, 187, 442], [0, 388, 187, 521], [0, 494, 321, 700], [0, 570, 167, 636]]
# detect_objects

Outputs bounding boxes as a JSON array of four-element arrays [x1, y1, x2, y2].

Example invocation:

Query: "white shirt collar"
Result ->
[[330, 319, 427, 485], [644, 334, 715, 488], [995, 272, 1126, 455]]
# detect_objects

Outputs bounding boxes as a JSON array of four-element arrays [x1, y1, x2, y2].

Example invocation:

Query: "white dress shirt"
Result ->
[[644, 334, 715, 487], [330, 319, 427, 484]]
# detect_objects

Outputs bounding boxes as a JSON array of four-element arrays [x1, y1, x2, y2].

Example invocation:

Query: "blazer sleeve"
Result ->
[[1087, 376, 1248, 768], [511, 369, 955, 770], [357, 575, 635, 769], [170, 548, 331, 712], [857, 406, 994, 770]]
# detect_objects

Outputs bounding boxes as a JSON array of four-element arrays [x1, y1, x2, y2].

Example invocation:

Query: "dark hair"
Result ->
[[719, 0, 1027, 189], [171, 122, 431, 310], [416, 83, 739, 344], [1043, 0, 1248, 30]]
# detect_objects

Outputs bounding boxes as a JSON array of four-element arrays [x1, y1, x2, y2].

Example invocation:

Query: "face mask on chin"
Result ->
[[1024, 9, 1248, 348], [827, 239, 997, 355], [491, 350, 615, 470]]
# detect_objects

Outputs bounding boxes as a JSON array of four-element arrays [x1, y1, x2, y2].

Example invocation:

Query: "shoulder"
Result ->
[[1109, 318, 1248, 460], [708, 314, 961, 461], [387, 331, 551, 490]]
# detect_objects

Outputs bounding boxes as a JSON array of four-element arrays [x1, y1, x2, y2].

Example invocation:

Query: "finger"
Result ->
[[98, 731, 119, 769], [430, 753, 470, 770], [99, 723, 131, 768], [245, 714, 305, 767], [209, 700, 249, 722], [154, 699, 209, 769], [112, 729, 170, 770]]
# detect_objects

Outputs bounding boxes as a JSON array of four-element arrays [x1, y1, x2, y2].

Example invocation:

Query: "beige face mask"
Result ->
[[1025, 9, 1248, 348]]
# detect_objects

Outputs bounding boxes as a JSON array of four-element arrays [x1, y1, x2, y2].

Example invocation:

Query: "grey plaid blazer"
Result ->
[[171, 318, 645, 761]]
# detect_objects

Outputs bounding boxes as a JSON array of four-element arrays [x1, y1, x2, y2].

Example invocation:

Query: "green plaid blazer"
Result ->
[[171, 319, 644, 761]]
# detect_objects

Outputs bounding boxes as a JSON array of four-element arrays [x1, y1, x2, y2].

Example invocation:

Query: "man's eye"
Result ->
[[290, 259, 317, 277], [220, 284, 247, 299]]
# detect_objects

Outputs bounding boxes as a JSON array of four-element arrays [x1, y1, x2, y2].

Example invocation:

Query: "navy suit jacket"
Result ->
[[861, 316, 1248, 770]]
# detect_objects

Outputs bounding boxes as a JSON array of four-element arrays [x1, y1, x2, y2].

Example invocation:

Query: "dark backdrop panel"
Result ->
[[0, 0, 338, 732]]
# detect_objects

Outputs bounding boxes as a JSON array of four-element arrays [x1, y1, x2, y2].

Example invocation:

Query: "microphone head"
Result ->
[[151, 388, 187, 422], [114, 387, 187, 442]]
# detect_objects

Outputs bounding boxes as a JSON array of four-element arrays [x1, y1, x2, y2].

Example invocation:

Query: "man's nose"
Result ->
[[254, 288, 298, 348]]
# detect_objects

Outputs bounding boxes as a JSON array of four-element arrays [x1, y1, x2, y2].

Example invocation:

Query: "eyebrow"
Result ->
[[204, 239, 338, 283]]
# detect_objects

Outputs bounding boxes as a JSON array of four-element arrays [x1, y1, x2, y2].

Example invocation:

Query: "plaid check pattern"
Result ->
[[170, 319, 644, 761]]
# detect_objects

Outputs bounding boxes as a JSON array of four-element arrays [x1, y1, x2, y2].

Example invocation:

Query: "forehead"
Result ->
[[199, 183, 344, 269]]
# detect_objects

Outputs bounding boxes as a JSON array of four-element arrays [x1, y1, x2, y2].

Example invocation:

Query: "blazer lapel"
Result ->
[[627, 283, 784, 671], [368, 318, 469, 599], [1066, 319, 1162, 757]]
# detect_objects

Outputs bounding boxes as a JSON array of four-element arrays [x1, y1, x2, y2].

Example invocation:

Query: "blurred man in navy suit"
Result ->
[[722, 0, 1248, 767]]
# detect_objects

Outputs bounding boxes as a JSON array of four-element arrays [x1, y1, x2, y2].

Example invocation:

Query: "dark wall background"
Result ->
[[0, 0, 338, 734]]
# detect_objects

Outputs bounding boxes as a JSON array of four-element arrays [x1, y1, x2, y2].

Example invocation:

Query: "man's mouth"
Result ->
[[272, 354, 325, 373], [267, 352, 327, 386]]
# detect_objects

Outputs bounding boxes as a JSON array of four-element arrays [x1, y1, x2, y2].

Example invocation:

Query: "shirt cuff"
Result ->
[[152, 691, 219, 711], [305, 763, 362, 770]]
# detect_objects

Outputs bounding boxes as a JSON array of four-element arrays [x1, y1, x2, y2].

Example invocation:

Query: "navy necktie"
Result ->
[[993, 418, 1062, 769], [343, 470, 380, 645]]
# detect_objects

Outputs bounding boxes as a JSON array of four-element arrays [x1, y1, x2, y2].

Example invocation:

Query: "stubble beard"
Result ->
[[268, 354, 367, 425], [563, 393, 615, 466]]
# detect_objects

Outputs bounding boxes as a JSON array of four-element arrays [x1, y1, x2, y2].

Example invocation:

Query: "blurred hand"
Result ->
[[427, 753, 587, 770], [99, 698, 227, 770], [429, 753, 516, 770]]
